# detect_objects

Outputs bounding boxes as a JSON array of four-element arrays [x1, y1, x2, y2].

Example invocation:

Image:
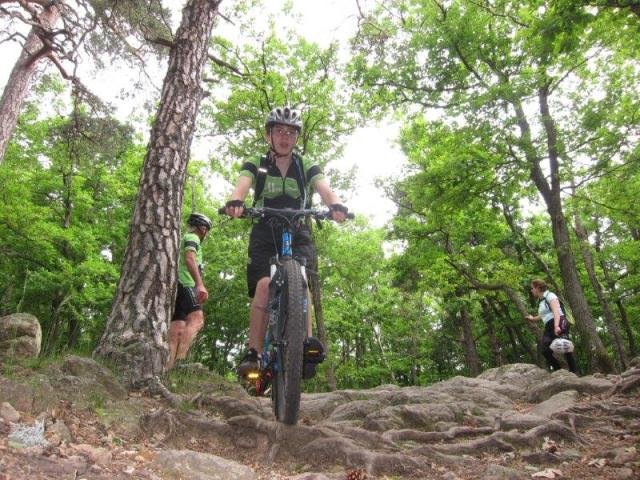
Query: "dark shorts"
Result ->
[[247, 223, 316, 298], [172, 283, 202, 321]]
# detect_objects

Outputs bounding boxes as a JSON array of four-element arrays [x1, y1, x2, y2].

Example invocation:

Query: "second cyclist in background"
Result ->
[[224, 106, 348, 378], [168, 212, 212, 370]]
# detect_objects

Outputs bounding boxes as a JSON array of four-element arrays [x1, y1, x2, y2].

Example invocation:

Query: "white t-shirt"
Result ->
[[538, 291, 559, 325]]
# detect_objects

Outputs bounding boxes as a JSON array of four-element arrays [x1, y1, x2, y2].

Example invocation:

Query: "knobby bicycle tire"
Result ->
[[271, 258, 307, 425]]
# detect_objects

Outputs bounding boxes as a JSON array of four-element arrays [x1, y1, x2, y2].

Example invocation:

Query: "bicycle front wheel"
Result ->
[[272, 259, 307, 425]]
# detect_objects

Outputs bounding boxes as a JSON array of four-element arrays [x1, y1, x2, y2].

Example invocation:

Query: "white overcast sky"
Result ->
[[0, 0, 406, 227]]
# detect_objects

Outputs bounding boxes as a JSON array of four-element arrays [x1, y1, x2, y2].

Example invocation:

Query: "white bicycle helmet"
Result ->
[[265, 106, 303, 131], [550, 338, 575, 354]]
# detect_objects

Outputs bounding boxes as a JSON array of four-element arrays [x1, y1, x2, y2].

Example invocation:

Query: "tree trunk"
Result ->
[[572, 213, 626, 370], [494, 299, 541, 366], [0, 3, 60, 163], [371, 318, 397, 383], [459, 305, 481, 376], [481, 299, 502, 367], [594, 224, 637, 357], [93, 0, 220, 388], [309, 267, 337, 391], [513, 90, 613, 373]]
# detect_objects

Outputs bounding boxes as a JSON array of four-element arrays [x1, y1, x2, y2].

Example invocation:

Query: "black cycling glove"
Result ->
[[329, 203, 348, 215], [225, 199, 244, 209]]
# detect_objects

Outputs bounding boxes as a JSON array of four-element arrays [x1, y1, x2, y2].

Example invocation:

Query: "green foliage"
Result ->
[[1, 0, 638, 389], [0, 86, 144, 354], [203, 6, 360, 184], [348, 0, 640, 375]]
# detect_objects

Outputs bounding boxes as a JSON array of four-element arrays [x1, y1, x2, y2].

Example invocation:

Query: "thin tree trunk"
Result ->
[[0, 3, 60, 163], [355, 333, 365, 368], [94, 0, 221, 388], [481, 299, 502, 367], [493, 300, 540, 366], [513, 90, 613, 372], [572, 213, 626, 370], [309, 268, 337, 391], [43, 290, 72, 356], [459, 305, 481, 376], [594, 224, 637, 356], [371, 319, 397, 382]]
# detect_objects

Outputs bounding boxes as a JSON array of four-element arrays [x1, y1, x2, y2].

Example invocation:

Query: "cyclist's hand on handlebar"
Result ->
[[329, 203, 349, 223], [223, 199, 245, 218]]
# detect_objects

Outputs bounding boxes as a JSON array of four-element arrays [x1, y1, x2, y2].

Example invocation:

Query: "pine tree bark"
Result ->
[[94, 0, 220, 388], [0, 3, 60, 163]]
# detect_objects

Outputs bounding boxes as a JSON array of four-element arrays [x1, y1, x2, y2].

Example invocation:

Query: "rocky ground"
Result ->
[[0, 356, 639, 480]]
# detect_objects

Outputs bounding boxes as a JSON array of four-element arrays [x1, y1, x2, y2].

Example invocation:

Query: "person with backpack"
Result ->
[[525, 279, 578, 374], [224, 106, 348, 377], [168, 212, 212, 369]]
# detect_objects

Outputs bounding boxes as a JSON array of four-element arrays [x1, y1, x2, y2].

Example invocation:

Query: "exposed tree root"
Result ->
[[328, 424, 400, 451], [382, 425, 495, 444], [427, 420, 580, 455], [610, 375, 640, 395], [139, 407, 233, 445]]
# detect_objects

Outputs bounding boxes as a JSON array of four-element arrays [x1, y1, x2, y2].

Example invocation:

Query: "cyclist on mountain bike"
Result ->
[[168, 212, 212, 369], [224, 106, 348, 377]]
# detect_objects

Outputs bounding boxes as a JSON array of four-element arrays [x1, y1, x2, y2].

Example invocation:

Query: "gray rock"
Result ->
[[0, 373, 56, 413], [0, 401, 20, 422], [478, 364, 550, 392], [529, 390, 578, 419], [152, 449, 256, 480], [527, 370, 614, 402], [60, 355, 127, 401], [610, 467, 635, 479], [0, 313, 42, 359], [483, 464, 529, 480], [47, 419, 73, 444]]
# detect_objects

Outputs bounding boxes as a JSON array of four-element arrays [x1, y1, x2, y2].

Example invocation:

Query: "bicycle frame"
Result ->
[[256, 219, 308, 397], [219, 206, 352, 423]]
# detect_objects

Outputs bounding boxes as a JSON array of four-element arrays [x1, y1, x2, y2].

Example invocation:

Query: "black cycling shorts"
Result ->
[[172, 283, 202, 321], [247, 223, 316, 298]]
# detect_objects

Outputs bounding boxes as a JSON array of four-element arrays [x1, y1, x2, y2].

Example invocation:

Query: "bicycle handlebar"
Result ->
[[218, 206, 354, 221]]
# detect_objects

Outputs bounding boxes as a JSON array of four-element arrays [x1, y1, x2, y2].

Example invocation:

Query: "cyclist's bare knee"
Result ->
[[186, 311, 204, 332]]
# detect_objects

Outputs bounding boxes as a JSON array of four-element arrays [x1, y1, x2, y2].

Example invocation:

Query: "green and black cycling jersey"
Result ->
[[177, 232, 203, 288], [239, 154, 324, 209]]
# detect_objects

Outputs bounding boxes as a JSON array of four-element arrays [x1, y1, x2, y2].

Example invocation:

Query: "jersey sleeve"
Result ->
[[183, 232, 201, 253], [306, 164, 325, 188], [239, 157, 260, 182]]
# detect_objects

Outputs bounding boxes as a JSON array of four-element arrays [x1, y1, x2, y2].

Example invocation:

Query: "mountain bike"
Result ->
[[219, 206, 351, 424]]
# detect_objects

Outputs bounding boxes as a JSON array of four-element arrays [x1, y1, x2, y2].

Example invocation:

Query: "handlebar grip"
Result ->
[[217, 206, 227, 215], [346, 212, 355, 220]]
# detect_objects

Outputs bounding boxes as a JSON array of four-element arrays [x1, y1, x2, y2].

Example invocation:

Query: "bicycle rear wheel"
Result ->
[[271, 258, 307, 425]]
